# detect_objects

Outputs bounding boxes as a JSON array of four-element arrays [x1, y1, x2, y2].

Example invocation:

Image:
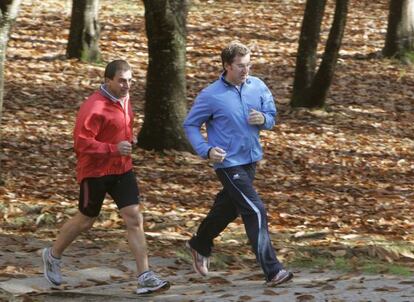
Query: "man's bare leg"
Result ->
[[120, 204, 149, 274], [52, 211, 96, 257]]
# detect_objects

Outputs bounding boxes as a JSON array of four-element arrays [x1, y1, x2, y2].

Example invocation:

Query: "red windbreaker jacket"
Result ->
[[73, 91, 134, 183]]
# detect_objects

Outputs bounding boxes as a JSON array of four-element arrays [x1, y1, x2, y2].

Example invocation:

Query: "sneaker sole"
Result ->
[[185, 242, 208, 277], [42, 248, 61, 286], [136, 281, 170, 295]]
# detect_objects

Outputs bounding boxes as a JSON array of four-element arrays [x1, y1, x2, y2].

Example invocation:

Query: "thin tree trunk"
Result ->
[[306, 0, 349, 108], [291, 0, 348, 108], [67, 0, 100, 62], [138, 0, 192, 151], [0, 0, 22, 185], [291, 0, 326, 107], [383, 0, 414, 59]]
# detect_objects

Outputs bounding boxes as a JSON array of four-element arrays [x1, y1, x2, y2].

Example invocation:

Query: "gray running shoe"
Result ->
[[136, 270, 170, 295], [267, 269, 293, 286], [42, 247, 62, 286]]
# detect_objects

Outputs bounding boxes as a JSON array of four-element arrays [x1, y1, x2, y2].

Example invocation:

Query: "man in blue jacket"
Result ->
[[183, 41, 293, 286]]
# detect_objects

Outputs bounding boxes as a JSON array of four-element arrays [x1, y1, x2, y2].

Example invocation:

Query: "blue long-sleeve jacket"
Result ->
[[183, 74, 277, 169]]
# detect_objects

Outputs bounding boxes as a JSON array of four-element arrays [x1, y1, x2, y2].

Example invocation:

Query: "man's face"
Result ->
[[224, 54, 251, 85], [105, 69, 132, 98]]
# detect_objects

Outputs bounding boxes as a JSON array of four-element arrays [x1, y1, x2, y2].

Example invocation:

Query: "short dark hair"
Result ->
[[221, 41, 251, 70], [104, 60, 131, 79]]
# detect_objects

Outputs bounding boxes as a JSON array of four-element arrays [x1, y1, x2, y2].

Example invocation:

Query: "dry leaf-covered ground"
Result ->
[[0, 0, 413, 287]]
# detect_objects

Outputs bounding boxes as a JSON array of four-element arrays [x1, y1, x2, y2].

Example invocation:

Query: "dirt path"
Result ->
[[1, 242, 413, 302]]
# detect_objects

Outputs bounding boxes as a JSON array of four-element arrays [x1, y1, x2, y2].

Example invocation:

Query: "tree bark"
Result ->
[[291, 0, 326, 106], [67, 0, 100, 62], [138, 0, 192, 151], [0, 0, 22, 185], [383, 0, 414, 60], [306, 0, 349, 107], [291, 0, 348, 108]]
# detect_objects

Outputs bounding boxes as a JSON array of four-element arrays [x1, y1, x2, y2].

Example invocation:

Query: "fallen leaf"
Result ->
[[374, 286, 402, 292], [296, 294, 316, 301]]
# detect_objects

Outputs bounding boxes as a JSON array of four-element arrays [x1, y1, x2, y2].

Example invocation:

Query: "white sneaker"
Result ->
[[136, 270, 170, 295], [42, 247, 62, 286], [186, 241, 209, 276], [267, 269, 293, 286]]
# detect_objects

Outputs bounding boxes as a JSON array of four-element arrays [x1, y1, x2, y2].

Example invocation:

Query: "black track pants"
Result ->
[[189, 163, 283, 281]]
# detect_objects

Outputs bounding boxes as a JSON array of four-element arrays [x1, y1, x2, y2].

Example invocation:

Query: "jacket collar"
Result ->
[[99, 84, 128, 104], [219, 72, 251, 87]]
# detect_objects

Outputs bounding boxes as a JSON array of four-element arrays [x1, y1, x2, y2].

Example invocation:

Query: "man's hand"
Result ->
[[248, 109, 265, 125], [208, 147, 226, 163], [117, 141, 132, 156]]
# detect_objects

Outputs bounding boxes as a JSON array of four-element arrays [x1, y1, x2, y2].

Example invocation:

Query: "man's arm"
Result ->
[[74, 103, 120, 157], [183, 94, 213, 159], [258, 84, 276, 130]]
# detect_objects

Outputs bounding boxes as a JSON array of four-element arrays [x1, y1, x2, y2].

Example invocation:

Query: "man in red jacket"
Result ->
[[41, 60, 169, 295]]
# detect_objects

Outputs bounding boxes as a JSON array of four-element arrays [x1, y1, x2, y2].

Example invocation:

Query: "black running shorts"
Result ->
[[78, 170, 140, 217]]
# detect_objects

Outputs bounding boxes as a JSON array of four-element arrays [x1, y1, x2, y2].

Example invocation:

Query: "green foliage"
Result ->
[[387, 50, 414, 65], [289, 251, 413, 277], [401, 51, 414, 65], [11, 216, 31, 227], [35, 212, 56, 226], [387, 264, 412, 276], [175, 246, 191, 263], [290, 255, 330, 269], [211, 253, 235, 270], [0, 203, 6, 213], [333, 257, 352, 272], [80, 48, 101, 64]]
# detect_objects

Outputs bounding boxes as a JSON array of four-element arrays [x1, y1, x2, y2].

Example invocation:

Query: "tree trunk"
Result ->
[[67, 0, 100, 62], [138, 0, 192, 151], [0, 0, 22, 185], [291, 0, 348, 108], [291, 0, 326, 107], [306, 0, 349, 107], [383, 0, 414, 60]]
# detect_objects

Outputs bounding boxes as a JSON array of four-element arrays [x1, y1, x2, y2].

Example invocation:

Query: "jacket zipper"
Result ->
[[236, 85, 254, 162], [114, 100, 129, 171]]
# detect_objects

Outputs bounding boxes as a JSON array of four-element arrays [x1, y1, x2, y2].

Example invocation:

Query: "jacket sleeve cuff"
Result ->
[[108, 143, 119, 155], [259, 113, 274, 130], [207, 147, 213, 159]]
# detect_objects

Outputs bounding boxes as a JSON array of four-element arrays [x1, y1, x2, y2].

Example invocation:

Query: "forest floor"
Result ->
[[1, 0, 413, 301], [0, 235, 413, 302]]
